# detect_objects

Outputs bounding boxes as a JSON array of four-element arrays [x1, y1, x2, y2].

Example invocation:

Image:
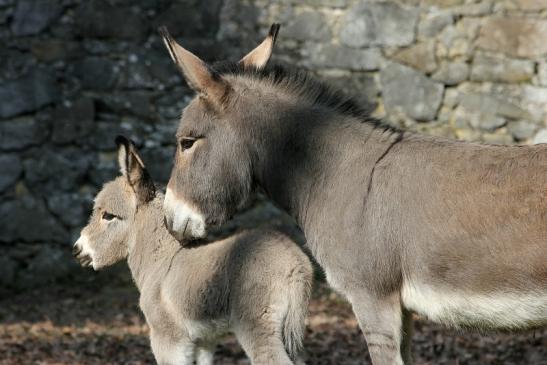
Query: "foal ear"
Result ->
[[239, 23, 280, 69], [115, 136, 156, 203], [159, 26, 229, 105]]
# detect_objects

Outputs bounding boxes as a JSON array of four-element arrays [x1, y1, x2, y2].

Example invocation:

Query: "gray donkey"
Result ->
[[73, 136, 313, 365], [160, 24, 547, 365]]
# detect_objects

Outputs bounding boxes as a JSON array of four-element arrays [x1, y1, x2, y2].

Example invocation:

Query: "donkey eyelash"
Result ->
[[180, 137, 197, 150], [102, 212, 117, 221]]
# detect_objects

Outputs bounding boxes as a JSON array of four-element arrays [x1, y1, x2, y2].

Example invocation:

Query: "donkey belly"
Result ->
[[401, 280, 547, 330]]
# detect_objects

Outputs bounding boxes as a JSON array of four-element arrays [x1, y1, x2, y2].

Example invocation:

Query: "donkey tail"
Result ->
[[282, 262, 313, 361]]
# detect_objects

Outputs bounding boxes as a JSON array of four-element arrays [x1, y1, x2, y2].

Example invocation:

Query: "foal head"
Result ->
[[161, 24, 283, 241], [73, 137, 156, 270]]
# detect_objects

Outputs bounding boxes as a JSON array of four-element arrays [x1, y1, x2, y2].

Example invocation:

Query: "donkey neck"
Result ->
[[255, 111, 402, 247], [127, 193, 181, 290]]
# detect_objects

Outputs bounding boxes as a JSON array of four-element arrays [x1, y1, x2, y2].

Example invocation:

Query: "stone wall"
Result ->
[[0, 0, 225, 290], [1, 0, 547, 290], [219, 0, 547, 144]]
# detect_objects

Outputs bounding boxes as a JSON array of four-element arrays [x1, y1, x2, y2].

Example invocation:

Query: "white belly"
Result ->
[[401, 280, 547, 330]]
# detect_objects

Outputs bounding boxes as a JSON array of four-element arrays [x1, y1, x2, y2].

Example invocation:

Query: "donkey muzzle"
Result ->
[[73, 246, 92, 267], [72, 245, 81, 257], [163, 188, 207, 241], [73, 236, 94, 268]]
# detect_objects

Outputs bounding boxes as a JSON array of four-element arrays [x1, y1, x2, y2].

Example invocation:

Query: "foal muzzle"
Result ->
[[73, 236, 93, 268]]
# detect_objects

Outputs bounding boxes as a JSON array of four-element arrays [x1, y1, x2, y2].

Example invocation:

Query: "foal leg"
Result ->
[[149, 329, 195, 365], [349, 291, 405, 365], [234, 322, 294, 365], [196, 344, 215, 365]]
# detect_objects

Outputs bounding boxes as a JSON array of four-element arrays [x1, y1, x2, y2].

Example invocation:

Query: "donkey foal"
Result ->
[[73, 137, 313, 365]]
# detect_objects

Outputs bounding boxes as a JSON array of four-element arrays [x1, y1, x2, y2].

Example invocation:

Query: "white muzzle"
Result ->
[[164, 188, 207, 241]]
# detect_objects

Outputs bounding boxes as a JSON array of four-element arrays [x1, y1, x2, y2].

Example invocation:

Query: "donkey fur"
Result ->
[[74, 138, 313, 365], [160, 25, 547, 365]]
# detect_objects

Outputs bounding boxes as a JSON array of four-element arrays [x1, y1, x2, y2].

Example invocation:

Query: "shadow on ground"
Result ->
[[0, 269, 545, 365]]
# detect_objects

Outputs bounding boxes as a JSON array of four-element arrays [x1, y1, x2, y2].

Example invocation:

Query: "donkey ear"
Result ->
[[159, 26, 229, 104], [239, 23, 280, 69], [115, 136, 156, 203]]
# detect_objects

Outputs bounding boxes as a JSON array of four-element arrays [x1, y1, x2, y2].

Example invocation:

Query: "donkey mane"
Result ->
[[213, 60, 397, 133]]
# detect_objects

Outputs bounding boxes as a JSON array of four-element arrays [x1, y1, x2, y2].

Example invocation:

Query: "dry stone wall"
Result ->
[[220, 0, 547, 144], [1, 0, 547, 290]]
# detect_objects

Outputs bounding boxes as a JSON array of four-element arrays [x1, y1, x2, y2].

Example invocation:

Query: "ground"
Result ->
[[0, 270, 545, 365]]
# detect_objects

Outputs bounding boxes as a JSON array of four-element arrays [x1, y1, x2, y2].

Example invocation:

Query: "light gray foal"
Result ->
[[73, 136, 313, 365]]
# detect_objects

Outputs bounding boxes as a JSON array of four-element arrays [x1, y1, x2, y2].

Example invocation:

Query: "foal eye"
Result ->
[[180, 137, 196, 151], [102, 212, 117, 221]]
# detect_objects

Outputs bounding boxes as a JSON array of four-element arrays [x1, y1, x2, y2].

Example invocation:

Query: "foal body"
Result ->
[[159, 26, 547, 364], [74, 138, 312, 365], [133, 198, 310, 365]]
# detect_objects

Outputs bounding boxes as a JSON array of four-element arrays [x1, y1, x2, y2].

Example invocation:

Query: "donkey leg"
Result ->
[[196, 344, 215, 365], [149, 329, 195, 365], [400, 309, 414, 365], [234, 324, 294, 365], [349, 291, 405, 365]]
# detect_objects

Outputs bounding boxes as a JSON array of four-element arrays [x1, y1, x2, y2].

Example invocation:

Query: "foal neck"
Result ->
[[127, 193, 181, 290]]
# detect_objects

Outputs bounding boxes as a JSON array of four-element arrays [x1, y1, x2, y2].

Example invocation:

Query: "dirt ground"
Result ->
[[0, 271, 545, 365]]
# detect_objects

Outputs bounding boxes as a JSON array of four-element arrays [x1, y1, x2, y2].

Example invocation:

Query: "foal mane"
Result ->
[[213, 61, 397, 132]]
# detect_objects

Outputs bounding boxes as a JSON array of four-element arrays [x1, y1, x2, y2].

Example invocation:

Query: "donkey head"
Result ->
[[73, 136, 156, 270], [161, 24, 280, 241]]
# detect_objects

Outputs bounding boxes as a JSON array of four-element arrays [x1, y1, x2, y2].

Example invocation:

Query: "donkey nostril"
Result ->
[[72, 245, 82, 257], [78, 254, 92, 267]]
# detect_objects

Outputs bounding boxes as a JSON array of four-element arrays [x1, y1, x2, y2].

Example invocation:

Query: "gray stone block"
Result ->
[[24, 148, 91, 193], [432, 62, 469, 86], [471, 53, 534, 83], [507, 120, 537, 141], [46, 192, 92, 228], [418, 12, 454, 38], [0, 70, 60, 118], [380, 62, 444, 121], [15, 245, 77, 289], [534, 129, 547, 144], [0, 196, 69, 243], [52, 98, 95, 144], [321, 73, 379, 111], [340, 1, 419, 48], [11, 0, 62, 36], [306, 44, 382, 71], [76, 0, 146, 40], [286, 11, 331, 42], [73, 58, 118, 91], [0, 116, 50, 151], [0, 154, 22, 193], [391, 41, 437, 74], [459, 92, 533, 121], [477, 17, 547, 58]]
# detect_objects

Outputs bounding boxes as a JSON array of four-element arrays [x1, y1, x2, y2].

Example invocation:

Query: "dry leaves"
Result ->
[[0, 276, 545, 365]]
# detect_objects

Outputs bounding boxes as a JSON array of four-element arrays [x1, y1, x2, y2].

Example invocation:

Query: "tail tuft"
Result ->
[[282, 265, 313, 361]]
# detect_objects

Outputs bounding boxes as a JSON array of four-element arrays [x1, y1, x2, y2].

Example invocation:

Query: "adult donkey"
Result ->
[[160, 24, 547, 364]]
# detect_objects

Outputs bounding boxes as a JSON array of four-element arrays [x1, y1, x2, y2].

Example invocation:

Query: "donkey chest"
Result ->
[[140, 288, 230, 342], [401, 280, 547, 330]]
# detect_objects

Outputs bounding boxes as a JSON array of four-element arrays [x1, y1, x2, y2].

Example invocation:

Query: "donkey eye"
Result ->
[[102, 212, 117, 221], [180, 137, 196, 151]]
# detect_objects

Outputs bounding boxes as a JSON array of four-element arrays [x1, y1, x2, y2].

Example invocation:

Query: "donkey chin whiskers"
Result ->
[[164, 188, 206, 240], [73, 234, 97, 269]]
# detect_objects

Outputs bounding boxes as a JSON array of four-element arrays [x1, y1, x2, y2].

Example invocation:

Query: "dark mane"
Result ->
[[212, 61, 396, 132]]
